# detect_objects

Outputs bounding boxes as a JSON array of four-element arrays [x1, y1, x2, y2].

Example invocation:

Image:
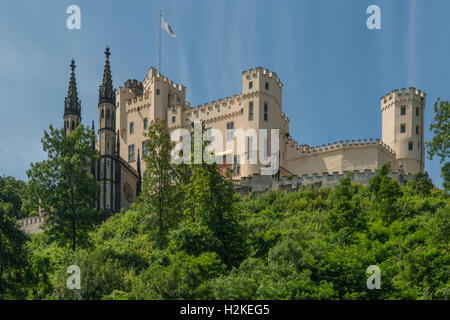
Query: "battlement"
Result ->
[[381, 87, 426, 105], [299, 138, 396, 156], [17, 215, 46, 234], [242, 67, 283, 88], [237, 168, 413, 195], [188, 93, 243, 114]]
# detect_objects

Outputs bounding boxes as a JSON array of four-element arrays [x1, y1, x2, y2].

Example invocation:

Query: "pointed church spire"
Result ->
[[64, 59, 81, 117], [99, 47, 115, 104]]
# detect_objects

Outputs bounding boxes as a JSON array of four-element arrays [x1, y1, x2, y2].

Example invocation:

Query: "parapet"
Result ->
[[237, 168, 413, 195], [299, 138, 396, 156], [242, 67, 283, 88], [381, 87, 426, 106]]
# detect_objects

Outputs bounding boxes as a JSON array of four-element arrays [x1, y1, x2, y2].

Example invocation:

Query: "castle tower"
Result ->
[[381, 88, 426, 174], [240, 67, 283, 177], [64, 59, 81, 134], [97, 47, 120, 214]]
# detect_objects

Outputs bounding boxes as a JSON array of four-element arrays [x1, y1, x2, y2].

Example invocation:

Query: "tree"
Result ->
[[26, 125, 100, 251], [407, 171, 434, 197], [426, 98, 449, 191], [181, 157, 247, 268], [0, 201, 29, 299], [0, 176, 27, 219], [139, 120, 180, 250]]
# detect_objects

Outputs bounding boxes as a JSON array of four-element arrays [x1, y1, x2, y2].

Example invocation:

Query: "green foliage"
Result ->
[[3, 120, 449, 300], [0, 201, 29, 299], [0, 176, 28, 218], [138, 120, 181, 249], [26, 125, 100, 251], [183, 162, 248, 268], [426, 98, 449, 191]]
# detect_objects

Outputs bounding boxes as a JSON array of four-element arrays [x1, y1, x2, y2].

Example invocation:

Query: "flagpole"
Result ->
[[158, 10, 161, 74]]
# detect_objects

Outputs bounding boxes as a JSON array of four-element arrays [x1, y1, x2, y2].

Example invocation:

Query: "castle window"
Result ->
[[156, 89, 160, 95], [416, 107, 419, 116], [233, 155, 240, 176], [142, 141, 149, 156], [416, 125, 420, 135], [249, 102, 254, 121], [106, 109, 110, 119], [204, 128, 212, 146], [408, 142, 413, 151], [101, 109, 104, 119], [401, 106, 406, 115], [400, 124, 406, 133], [248, 136, 254, 161], [264, 103, 268, 121], [128, 144, 135, 162], [172, 116, 176, 123], [129, 121, 134, 134], [143, 118, 148, 130], [226, 122, 234, 141], [265, 82, 269, 90], [249, 81, 253, 89], [71, 121, 75, 130]]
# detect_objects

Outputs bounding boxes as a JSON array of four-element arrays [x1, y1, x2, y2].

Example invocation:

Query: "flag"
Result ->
[[161, 16, 176, 38]]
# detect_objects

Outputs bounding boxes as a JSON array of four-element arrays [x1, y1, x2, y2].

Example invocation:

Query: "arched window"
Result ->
[[106, 109, 110, 119], [71, 121, 75, 130], [101, 109, 105, 119]]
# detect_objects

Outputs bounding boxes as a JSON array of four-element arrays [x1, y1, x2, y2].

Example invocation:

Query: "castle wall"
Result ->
[[120, 161, 139, 211], [283, 139, 397, 177], [17, 216, 45, 234]]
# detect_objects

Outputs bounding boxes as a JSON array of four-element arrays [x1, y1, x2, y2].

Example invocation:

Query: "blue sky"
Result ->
[[0, 0, 448, 186]]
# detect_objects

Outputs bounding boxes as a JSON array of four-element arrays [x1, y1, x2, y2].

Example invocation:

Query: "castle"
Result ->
[[17, 48, 426, 234]]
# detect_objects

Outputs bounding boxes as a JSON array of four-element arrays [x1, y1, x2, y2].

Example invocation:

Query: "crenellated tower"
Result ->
[[97, 47, 120, 214], [381, 88, 426, 174], [64, 59, 81, 134]]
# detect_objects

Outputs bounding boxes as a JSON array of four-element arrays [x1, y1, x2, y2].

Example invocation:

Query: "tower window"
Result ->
[[129, 122, 134, 134], [204, 128, 212, 146], [71, 121, 75, 130], [400, 124, 406, 133], [128, 144, 135, 162], [249, 102, 254, 121], [416, 107, 420, 116], [142, 141, 149, 156], [101, 109, 105, 119], [265, 82, 269, 90], [143, 118, 148, 130], [172, 116, 176, 123], [416, 125, 420, 135], [408, 142, 413, 151], [248, 136, 254, 161], [264, 103, 268, 121], [249, 81, 253, 89], [106, 109, 110, 119], [156, 89, 160, 95], [401, 106, 406, 115], [233, 155, 240, 176], [227, 122, 234, 141]]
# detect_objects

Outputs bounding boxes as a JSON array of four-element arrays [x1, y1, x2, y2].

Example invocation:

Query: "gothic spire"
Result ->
[[99, 47, 115, 105], [64, 59, 81, 117]]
